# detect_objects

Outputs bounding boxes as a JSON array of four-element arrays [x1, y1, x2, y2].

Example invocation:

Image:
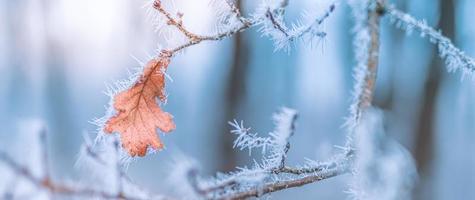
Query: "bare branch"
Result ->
[[0, 150, 147, 200], [220, 160, 350, 200]]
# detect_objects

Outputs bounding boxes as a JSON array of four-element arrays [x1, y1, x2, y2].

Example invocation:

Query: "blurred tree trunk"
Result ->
[[4, 1, 34, 130], [374, 0, 407, 110], [41, 0, 77, 176], [413, 0, 455, 199], [218, 0, 249, 171]]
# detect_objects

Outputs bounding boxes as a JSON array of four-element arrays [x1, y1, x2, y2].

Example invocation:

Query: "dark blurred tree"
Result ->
[[413, 0, 455, 199], [218, 0, 250, 171]]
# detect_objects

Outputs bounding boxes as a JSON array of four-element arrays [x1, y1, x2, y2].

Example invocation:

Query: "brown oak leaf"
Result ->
[[104, 57, 176, 157]]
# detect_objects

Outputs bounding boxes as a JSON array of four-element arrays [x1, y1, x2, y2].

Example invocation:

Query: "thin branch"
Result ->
[[152, 0, 336, 56], [275, 110, 297, 169], [346, 0, 385, 140], [153, 0, 199, 41], [186, 107, 350, 199], [189, 158, 350, 199], [358, 0, 384, 112], [0, 150, 157, 200], [220, 163, 349, 200], [387, 5, 475, 74], [286, 3, 336, 41], [225, 0, 249, 25], [265, 9, 290, 37], [153, 0, 255, 56]]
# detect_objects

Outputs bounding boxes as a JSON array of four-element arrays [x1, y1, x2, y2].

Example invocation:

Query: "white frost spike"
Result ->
[[229, 108, 297, 168], [349, 108, 417, 200], [388, 6, 475, 77], [256, 1, 334, 51], [229, 120, 271, 155]]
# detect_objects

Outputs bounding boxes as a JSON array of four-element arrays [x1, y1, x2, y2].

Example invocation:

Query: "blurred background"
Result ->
[[0, 0, 474, 199]]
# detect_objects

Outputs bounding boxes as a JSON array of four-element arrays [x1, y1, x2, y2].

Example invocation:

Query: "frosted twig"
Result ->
[[359, 0, 384, 111], [345, 0, 384, 145], [225, 0, 248, 24], [285, 3, 336, 42], [0, 134, 169, 200], [268, 107, 298, 169], [258, 2, 336, 50], [387, 6, 475, 75], [189, 155, 350, 199], [0, 151, 152, 200], [152, 0, 336, 56], [265, 9, 290, 37], [153, 0, 254, 56], [221, 163, 348, 200], [184, 108, 352, 199]]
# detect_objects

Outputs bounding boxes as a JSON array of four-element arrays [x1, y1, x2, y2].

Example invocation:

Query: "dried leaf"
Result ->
[[105, 57, 175, 157]]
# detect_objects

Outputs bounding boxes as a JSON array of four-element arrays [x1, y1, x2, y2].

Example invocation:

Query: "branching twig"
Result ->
[[152, 0, 336, 56], [153, 0, 255, 56], [265, 9, 290, 37], [188, 156, 350, 199], [225, 0, 249, 25], [221, 164, 349, 200], [0, 151, 150, 200], [387, 5, 475, 74], [185, 108, 352, 199], [0, 134, 170, 200]]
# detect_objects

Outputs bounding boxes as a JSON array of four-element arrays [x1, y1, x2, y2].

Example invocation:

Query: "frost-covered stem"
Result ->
[[221, 163, 349, 200], [286, 3, 336, 41], [358, 0, 384, 111], [279, 163, 333, 175], [387, 6, 475, 74], [153, 0, 198, 41], [0, 134, 167, 200], [165, 19, 254, 56], [347, 0, 385, 139], [193, 160, 349, 199], [0, 151, 152, 200], [266, 9, 290, 37], [276, 112, 297, 170], [153, 0, 254, 56], [192, 151, 352, 199], [153, 0, 335, 57], [182, 108, 354, 199], [225, 0, 248, 25]]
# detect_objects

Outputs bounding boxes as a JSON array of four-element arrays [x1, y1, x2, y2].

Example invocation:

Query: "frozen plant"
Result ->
[[1, 0, 475, 199]]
